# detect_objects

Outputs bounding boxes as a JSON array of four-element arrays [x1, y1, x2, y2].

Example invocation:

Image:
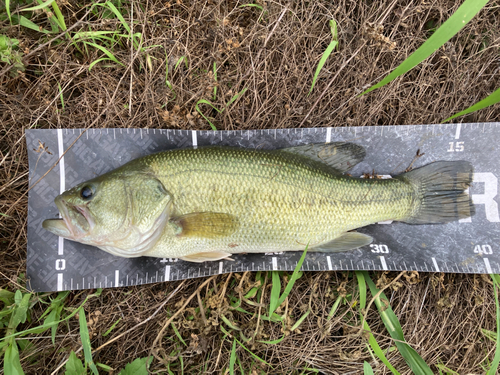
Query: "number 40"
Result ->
[[474, 244, 493, 254]]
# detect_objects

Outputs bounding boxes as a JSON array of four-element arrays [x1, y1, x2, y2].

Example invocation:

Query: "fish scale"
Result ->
[[126, 147, 412, 258], [26, 124, 500, 292]]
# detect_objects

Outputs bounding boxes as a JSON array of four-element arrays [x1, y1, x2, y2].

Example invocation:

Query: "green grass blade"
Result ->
[[230, 338, 237, 375], [327, 295, 342, 321], [0, 289, 15, 305], [164, 53, 170, 83], [290, 309, 311, 331], [83, 42, 124, 70], [260, 312, 283, 323], [196, 99, 222, 114], [196, 86, 246, 130], [239, 3, 263, 11], [38, 291, 69, 321], [78, 309, 98, 375], [482, 328, 497, 342], [269, 271, 281, 315], [244, 286, 259, 299], [360, 0, 489, 96], [96, 362, 113, 372], [309, 42, 337, 95], [4, 341, 24, 375], [237, 355, 244, 374], [170, 322, 186, 346], [436, 363, 459, 375], [225, 87, 248, 107], [444, 87, 500, 122], [2, 289, 101, 342], [275, 246, 308, 309], [356, 272, 400, 375], [101, 1, 130, 33], [220, 314, 241, 331], [363, 272, 432, 375], [174, 56, 187, 70], [45, 309, 58, 344], [239, 3, 266, 22], [355, 271, 367, 310], [14, 15, 51, 33], [102, 318, 121, 337], [65, 351, 85, 375], [51, 2, 67, 31], [31, 0, 60, 33], [57, 82, 64, 110], [74, 35, 119, 43], [163, 53, 176, 99], [73, 31, 119, 40], [213, 61, 217, 100], [364, 320, 401, 375], [88, 58, 107, 70], [21, 0, 55, 12], [83, 42, 121, 64], [486, 274, 500, 374], [195, 99, 220, 130], [258, 336, 285, 345], [220, 324, 231, 338], [235, 338, 270, 366], [6, 0, 11, 22], [309, 20, 338, 95], [363, 361, 375, 375]]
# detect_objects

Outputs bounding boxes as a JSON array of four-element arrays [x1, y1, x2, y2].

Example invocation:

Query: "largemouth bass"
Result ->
[[42, 143, 474, 262]]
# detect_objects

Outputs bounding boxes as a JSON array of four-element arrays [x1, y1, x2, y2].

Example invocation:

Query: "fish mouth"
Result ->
[[42, 196, 93, 239]]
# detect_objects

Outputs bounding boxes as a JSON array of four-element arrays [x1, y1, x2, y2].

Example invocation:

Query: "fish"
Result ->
[[42, 143, 475, 262]]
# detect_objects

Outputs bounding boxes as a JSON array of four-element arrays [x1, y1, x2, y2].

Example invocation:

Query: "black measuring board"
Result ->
[[26, 123, 500, 292]]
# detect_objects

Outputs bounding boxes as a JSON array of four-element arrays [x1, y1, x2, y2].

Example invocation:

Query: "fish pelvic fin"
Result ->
[[180, 251, 233, 262], [170, 212, 239, 238], [278, 142, 365, 173], [310, 232, 373, 252], [397, 161, 475, 224]]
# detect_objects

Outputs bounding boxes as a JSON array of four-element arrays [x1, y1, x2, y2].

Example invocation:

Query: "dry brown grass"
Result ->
[[1, 0, 500, 373]]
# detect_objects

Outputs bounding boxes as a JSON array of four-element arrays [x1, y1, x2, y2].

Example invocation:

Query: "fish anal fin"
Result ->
[[171, 212, 239, 239], [180, 251, 233, 263], [279, 143, 366, 173], [310, 232, 373, 252]]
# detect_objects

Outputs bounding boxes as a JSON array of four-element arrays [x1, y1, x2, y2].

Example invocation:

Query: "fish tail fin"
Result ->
[[397, 161, 475, 224]]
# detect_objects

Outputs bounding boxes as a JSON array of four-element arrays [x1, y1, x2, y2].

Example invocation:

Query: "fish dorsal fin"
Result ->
[[310, 232, 372, 252], [279, 142, 365, 173], [180, 251, 233, 263], [170, 212, 239, 239]]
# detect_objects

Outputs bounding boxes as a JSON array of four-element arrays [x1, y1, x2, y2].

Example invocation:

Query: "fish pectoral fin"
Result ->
[[180, 251, 233, 263], [279, 142, 366, 173], [310, 232, 373, 252], [171, 212, 239, 239]]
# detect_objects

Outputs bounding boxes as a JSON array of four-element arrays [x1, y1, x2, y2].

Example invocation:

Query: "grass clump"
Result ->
[[196, 85, 248, 130], [360, 0, 499, 121], [362, 272, 433, 374], [0, 35, 24, 76]]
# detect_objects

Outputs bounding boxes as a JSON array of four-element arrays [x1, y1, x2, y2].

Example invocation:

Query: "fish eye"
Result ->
[[80, 185, 94, 200]]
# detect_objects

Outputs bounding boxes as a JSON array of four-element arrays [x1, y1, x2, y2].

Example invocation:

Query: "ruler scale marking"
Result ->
[[26, 124, 500, 291]]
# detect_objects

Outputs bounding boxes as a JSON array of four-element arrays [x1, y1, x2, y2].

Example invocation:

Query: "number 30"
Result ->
[[370, 244, 389, 253]]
